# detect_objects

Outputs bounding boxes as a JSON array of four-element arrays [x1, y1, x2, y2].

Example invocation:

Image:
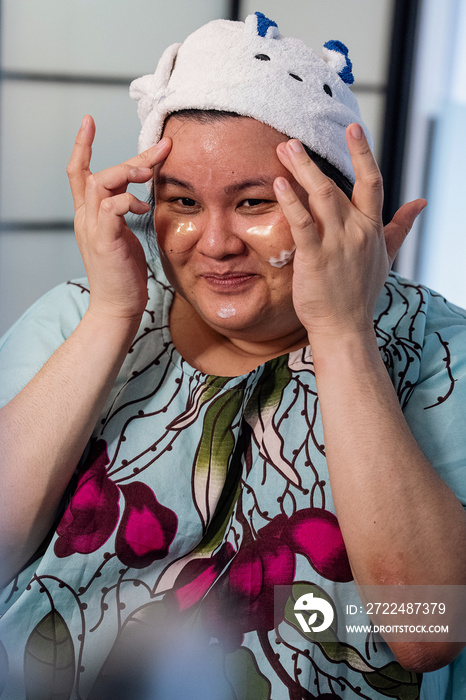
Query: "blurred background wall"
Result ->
[[0, 0, 465, 335]]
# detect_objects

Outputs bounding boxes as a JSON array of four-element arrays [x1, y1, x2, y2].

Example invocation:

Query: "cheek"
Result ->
[[155, 217, 198, 254], [244, 217, 296, 268]]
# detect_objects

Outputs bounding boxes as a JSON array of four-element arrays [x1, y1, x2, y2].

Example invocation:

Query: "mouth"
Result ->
[[200, 272, 258, 292]]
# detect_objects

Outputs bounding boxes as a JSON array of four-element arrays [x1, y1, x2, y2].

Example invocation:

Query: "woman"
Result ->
[[0, 12, 465, 700]]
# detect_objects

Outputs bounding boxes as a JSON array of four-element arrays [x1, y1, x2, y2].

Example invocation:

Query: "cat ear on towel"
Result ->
[[245, 11, 281, 39], [130, 42, 182, 122], [322, 40, 354, 85]]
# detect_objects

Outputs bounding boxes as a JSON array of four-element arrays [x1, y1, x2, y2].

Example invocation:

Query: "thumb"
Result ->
[[384, 198, 427, 263]]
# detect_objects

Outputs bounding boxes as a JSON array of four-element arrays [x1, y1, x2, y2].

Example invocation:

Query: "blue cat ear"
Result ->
[[253, 11, 280, 39], [323, 40, 354, 85]]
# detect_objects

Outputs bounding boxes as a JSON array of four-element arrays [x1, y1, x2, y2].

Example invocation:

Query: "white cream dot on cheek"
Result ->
[[268, 248, 296, 268], [245, 223, 295, 267], [217, 305, 237, 319]]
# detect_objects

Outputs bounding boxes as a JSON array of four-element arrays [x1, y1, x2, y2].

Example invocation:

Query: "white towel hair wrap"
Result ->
[[130, 12, 373, 184]]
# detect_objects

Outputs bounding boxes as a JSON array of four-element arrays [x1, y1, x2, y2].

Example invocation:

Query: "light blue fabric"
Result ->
[[0, 261, 464, 699]]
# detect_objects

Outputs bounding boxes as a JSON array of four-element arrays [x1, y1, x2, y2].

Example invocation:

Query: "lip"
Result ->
[[200, 272, 258, 292]]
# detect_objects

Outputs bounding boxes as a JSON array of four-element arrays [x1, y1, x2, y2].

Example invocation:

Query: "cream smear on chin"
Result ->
[[217, 304, 237, 318], [268, 248, 296, 268]]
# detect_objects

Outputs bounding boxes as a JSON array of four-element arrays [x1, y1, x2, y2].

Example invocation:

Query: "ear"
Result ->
[[245, 11, 281, 39], [322, 40, 354, 85], [130, 42, 181, 122]]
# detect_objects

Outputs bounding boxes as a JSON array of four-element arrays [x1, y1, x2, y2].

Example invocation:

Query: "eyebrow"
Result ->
[[224, 177, 272, 195], [154, 174, 274, 195], [154, 175, 194, 192]]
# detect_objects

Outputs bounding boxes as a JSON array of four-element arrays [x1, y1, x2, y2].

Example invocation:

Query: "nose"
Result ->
[[195, 211, 246, 259]]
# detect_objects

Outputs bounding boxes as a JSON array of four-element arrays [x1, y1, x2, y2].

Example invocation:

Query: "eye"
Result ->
[[255, 53, 270, 61], [173, 197, 196, 207], [240, 199, 268, 208], [289, 73, 303, 82], [323, 84, 333, 97]]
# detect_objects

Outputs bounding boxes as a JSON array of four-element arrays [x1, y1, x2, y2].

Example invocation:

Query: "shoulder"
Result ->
[[381, 272, 466, 383], [375, 273, 466, 397], [0, 279, 91, 407], [0, 277, 91, 356], [376, 272, 466, 334], [0, 261, 173, 408], [2, 278, 91, 342], [380, 273, 466, 506]]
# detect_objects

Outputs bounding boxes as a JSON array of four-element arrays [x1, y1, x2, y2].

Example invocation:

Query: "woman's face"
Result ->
[[153, 116, 309, 343]]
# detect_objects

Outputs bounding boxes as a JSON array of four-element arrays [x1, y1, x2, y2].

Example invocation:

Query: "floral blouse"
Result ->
[[0, 260, 465, 700]]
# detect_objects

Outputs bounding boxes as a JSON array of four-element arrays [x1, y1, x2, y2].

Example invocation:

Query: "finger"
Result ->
[[96, 193, 151, 242], [122, 137, 172, 170], [84, 165, 155, 227], [273, 176, 319, 252], [100, 192, 150, 218], [85, 138, 172, 199], [276, 140, 345, 232], [347, 124, 384, 222], [384, 198, 427, 263], [66, 115, 96, 211]]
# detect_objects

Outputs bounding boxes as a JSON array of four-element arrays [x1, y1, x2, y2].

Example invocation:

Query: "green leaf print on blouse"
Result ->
[[362, 663, 421, 700], [245, 356, 292, 416], [24, 609, 75, 700], [245, 357, 304, 488], [88, 600, 173, 699], [224, 646, 272, 699], [192, 385, 245, 533], [167, 375, 232, 431]]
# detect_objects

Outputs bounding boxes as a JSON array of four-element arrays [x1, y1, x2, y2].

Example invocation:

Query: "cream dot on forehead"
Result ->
[[217, 305, 236, 318]]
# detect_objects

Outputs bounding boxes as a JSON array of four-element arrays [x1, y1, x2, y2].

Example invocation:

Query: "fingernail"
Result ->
[[274, 177, 288, 191], [157, 137, 169, 148], [351, 123, 363, 139], [130, 167, 152, 178], [289, 139, 304, 153]]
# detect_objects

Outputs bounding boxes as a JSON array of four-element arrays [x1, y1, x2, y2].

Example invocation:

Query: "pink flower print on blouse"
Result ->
[[228, 536, 295, 634], [115, 482, 178, 569], [174, 508, 352, 649], [196, 515, 295, 649], [55, 439, 178, 568], [54, 440, 119, 558], [286, 507, 353, 582], [174, 542, 235, 611]]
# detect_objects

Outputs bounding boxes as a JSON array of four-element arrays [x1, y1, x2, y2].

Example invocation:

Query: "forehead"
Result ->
[[159, 115, 289, 181]]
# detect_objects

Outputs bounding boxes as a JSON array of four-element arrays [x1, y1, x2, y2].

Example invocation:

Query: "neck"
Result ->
[[169, 294, 308, 376]]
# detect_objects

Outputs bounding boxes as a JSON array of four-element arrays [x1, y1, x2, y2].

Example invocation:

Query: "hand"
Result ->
[[67, 115, 172, 324], [273, 124, 426, 341]]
